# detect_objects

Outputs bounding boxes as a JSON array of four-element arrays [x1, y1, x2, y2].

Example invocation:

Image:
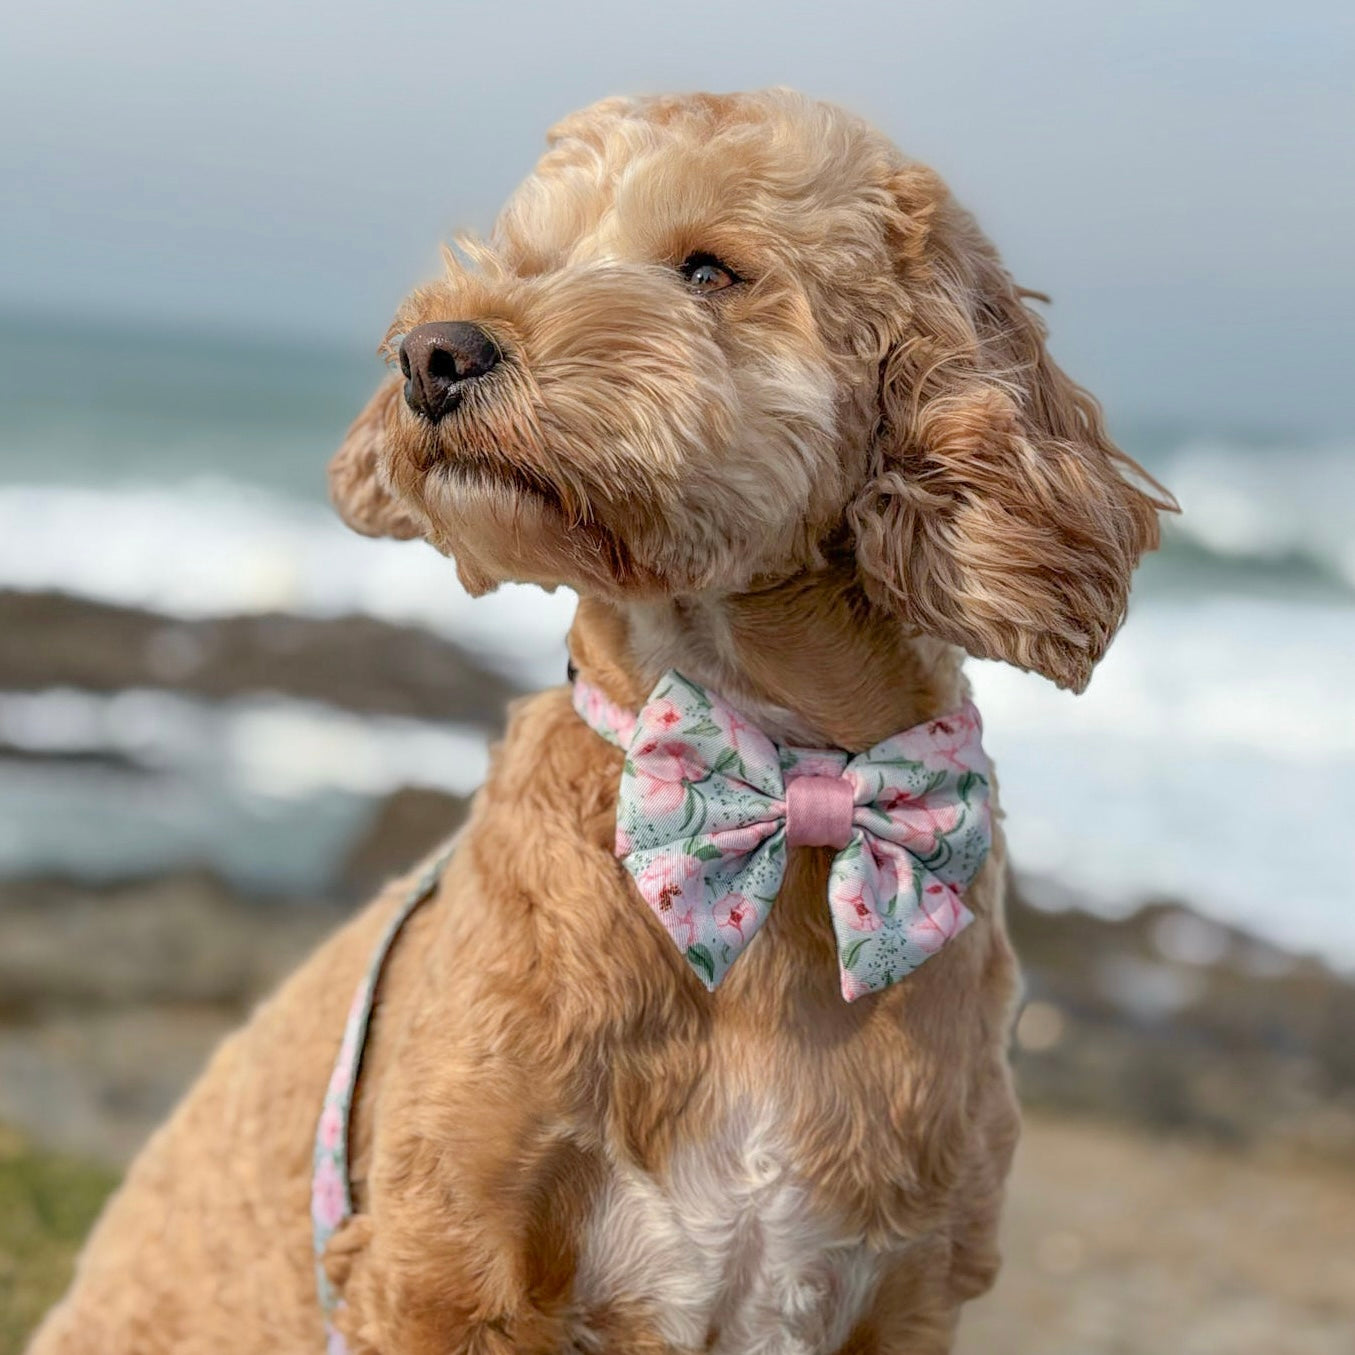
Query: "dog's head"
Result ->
[[331, 89, 1173, 691]]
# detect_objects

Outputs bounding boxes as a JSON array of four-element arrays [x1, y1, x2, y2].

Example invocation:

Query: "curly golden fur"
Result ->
[[31, 89, 1173, 1355]]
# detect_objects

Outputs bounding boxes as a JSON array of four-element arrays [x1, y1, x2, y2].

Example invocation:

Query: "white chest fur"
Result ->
[[574, 1111, 881, 1354]]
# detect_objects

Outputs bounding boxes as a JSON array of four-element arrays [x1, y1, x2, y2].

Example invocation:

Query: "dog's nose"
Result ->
[[398, 322, 500, 421]]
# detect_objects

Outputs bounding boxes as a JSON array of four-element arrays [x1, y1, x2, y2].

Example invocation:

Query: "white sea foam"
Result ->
[[1159, 438, 1355, 587], [970, 594, 1355, 967], [975, 593, 1355, 964], [0, 480, 577, 683], [0, 688, 489, 800], [1, 480, 1352, 961]]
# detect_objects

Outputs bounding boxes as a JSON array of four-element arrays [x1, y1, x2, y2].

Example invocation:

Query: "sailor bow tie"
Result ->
[[572, 670, 992, 1002]]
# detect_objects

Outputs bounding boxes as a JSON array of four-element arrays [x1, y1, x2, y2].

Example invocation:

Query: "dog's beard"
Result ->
[[389, 370, 596, 516], [389, 407, 656, 597], [433, 456, 567, 520]]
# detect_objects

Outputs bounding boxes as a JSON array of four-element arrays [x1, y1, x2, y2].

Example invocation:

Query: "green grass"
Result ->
[[0, 1127, 118, 1355]]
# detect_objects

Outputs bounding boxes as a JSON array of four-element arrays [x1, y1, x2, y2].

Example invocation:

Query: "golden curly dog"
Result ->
[[31, 89, 1173, 1354]]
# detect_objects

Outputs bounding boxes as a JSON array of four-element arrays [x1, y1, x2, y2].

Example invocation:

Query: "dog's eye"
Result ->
[[679, 253, 740, 295]]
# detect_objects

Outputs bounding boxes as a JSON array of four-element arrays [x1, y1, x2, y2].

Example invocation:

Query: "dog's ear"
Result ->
[[327, 377, 426, 540], [850, 167, 1176, 692]]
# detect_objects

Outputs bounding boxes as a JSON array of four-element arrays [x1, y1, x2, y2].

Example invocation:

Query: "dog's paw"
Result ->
[[324, 1215, 391, 1353], [321, 1213, 374, 1300]]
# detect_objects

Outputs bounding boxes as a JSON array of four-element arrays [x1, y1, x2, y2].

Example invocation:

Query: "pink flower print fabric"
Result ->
[[573, 671, 991, 1000]]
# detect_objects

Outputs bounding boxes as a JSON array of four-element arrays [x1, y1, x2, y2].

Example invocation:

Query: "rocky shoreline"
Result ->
[[2, 586, 1353, 1351], [3, 859, 1354, 1355], [1, 587, 1352, 1168], [0, 590, 518, 727], [2, 850, 1351, 1170]]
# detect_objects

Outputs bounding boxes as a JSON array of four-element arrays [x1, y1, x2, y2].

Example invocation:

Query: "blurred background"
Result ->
[[1, 2, 1353, 1351]]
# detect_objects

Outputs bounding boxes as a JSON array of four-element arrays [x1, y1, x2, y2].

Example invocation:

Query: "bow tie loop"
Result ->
[[784, 774, 856, 849], [573, 670, 991, 1001]]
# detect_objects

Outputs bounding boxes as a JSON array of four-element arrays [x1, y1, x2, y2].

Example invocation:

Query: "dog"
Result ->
[[31, 89, 1172, 1355]]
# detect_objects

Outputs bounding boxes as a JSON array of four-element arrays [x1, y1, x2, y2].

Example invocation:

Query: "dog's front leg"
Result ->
[[847, 1259, 965, 1355], [325, 1055, 602, 1355]]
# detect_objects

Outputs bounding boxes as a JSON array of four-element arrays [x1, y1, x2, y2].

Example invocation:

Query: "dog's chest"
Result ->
[[573, 1112, 880, 1354]]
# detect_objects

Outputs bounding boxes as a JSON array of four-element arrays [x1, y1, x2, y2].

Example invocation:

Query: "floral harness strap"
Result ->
[[310, 844, 456, 1354]]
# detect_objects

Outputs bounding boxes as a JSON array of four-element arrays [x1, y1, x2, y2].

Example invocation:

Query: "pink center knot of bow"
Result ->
[[785, 774, 855, 849]]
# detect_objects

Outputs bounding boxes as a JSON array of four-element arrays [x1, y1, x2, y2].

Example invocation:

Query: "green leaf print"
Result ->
[[917, 836, 952, 871], [686, 718, 724, 738], [669, 671, 712, 707], [686, 944, 716, 986], [679, 784, 707, 835], [841, 938, 868, 971]]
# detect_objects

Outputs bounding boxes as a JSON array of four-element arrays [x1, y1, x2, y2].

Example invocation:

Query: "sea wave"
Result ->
[[0, 688, 489, 891], [969, 596, 1355, 967], [1153, 438, 1355, 592], [1, 479, 1352, 960], [0, 481, 577, 684], [5, 432, 1353, 631]]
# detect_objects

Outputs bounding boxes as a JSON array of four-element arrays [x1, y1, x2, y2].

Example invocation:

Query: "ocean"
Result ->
[[2, 316, 1352, 963]]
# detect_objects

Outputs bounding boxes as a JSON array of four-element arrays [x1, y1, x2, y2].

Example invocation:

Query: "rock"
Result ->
[[0, 874, 342, 1162], [0, 590, 520, 726], [3, 860, 1353, 1170], [0, 873, 339, 1015], [338, 786, 469, 896], [1008, 874, 1355, 1163]]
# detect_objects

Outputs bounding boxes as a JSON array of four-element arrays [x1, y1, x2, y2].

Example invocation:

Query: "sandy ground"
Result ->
[[959, 1114, 1355, 1355], [6, 1111, 1351, 1355], [3, 594, 1352, 1350], [2, 873, 1353, 1352], [3, 864, 1353, 1352]]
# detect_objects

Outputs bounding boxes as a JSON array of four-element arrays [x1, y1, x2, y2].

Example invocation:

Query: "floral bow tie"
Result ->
[[572, 670, 992, 1002]]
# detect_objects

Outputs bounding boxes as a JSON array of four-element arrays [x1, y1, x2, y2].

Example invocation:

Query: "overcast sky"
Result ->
[[4, 0, 1351, 431]]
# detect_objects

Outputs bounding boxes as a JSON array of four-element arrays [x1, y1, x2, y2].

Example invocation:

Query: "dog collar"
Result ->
[[571, 669, 992, 1001]]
